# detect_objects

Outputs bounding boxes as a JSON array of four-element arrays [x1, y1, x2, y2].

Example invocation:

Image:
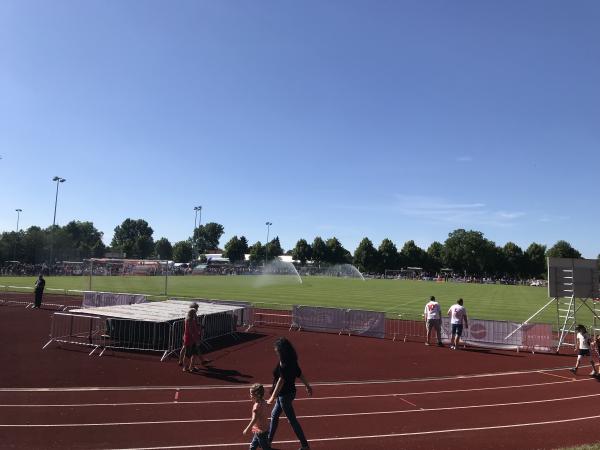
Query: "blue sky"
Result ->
[[1, 1, 599, 257]]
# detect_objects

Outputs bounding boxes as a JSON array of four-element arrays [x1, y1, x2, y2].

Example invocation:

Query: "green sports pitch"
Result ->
[[1, 274, 589, 326]]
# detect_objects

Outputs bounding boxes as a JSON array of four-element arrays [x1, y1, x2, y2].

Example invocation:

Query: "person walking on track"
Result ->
[[33, 274, 45, 309], [243, 383, 272, 450], [179, 303, 209, 371], [570, 324, 598, 376], [424, 295, 443, 347], [267, 337, 312, 450], [448, 298, 468, 350]]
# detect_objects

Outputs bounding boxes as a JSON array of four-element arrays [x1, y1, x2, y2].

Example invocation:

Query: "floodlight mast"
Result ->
[[265, 221, 272, 265], [50, 176, 66, 265], [13, 209, 22, 260], [193, 206, 202, 261], [15, 209, 22, 232]]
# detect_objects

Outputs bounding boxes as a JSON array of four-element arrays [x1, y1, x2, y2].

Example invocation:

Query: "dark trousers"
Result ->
[[268, 392, 309, 448], [249, 430, 271, 450], [34, 291, 43, 308]]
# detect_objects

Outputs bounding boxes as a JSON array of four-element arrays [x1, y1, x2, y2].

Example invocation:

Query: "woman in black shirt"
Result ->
[[266, 337, 312, 450]]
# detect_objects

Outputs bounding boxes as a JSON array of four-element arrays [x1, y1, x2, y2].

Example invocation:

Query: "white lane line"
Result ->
[[110, 413, 600, 449], [537, 370, 575, 380], [398, 397, 418, 407], [2, 391, 599, 427], [1, 378, 592, 408], [0, 366, 573, 393]]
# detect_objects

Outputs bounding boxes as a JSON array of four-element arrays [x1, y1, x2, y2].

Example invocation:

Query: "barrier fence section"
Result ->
[[82, 291, 147, 308], [44, 312, 183, 361], [385, 315, 553, 352], [170, 298, 252, 330], [0, 288, 83, 310]]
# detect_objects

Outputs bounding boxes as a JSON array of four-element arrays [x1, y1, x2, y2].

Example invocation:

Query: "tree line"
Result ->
[[0, 217, 595, 279]]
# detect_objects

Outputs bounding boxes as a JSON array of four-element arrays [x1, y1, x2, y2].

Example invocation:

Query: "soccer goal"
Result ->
[[84, 258, 172, 296]]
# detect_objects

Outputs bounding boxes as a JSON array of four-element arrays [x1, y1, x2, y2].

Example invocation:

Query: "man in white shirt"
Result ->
[[423, 296, 443, 347], [448, 298, 468, 350]]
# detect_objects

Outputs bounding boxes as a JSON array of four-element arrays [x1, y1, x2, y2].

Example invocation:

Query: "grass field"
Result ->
[[2, 273, 593, 326]]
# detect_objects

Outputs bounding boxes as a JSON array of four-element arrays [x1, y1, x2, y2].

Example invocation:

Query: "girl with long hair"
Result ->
[[266, 337, 312, 450]]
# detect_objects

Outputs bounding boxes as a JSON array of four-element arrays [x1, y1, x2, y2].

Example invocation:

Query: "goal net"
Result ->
[[84, 258, 171, 296]]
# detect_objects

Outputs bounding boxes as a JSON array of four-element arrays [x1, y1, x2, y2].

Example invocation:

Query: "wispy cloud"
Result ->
[[456, 156, 473, 162], [394, 195, 524, 227], [539, 214, 569, 223]]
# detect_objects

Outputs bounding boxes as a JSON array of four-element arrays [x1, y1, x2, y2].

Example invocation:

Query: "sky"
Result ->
[[1, 0, 599, 257]]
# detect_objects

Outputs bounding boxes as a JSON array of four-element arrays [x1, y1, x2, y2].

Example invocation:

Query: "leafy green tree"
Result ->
[[311, 237, 328, 266], [154, 238, 173, 260], [0, 231, 21, 263], [248, 241, 265, 263], [546, 240, 582, 259], [62, 221, 106, 259], [223, 235, 249, 264], [378, 239, 400, 272], [525, 242, 547, 278], [173, 241, 193, 263], [326, 237, 352, 264], [292, 239, 313, 265], [426, 241, 444, 273], [22, 226, 47, 264], [193, 222, 225, 253], [443, 229, 496, 276], [353, 238, 379, 273], [266, 236, 284, 261], [400, 240, 427, 268], [502, 242, 524, 278], [111, 219, 155, 259]]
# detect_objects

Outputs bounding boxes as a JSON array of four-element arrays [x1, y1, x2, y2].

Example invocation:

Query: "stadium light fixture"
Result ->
[[52, 176, 66, 228], [265, 221, 272, 265], [193, 206, 202, 261], [50, 176, 66, 264], [15, 209, 22, 232], [194, 206, 202, 229]]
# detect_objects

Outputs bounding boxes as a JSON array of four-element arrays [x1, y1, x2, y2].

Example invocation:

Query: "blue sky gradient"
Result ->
[[1, 1, 599, 256]]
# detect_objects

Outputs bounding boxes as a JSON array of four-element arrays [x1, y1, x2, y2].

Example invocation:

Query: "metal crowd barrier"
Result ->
[[246, 307, 294, 330], [44, 312, 184, 361]]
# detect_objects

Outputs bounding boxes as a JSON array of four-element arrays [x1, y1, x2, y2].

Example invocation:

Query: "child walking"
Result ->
[[570, 324, 598, 376], [243, 384, 271, 450], [179, 305, 209, 372]]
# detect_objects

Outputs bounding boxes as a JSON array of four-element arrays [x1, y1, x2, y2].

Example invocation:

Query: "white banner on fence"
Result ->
[[440, 318, 523, 347], [292, 306, 385, 338], [83, 291, 147, 308], [344, 310, 386, 338]]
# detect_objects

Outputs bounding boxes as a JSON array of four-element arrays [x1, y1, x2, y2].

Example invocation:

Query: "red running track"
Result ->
[[2, 300, 600, 449], [3, 369, 600, 449]]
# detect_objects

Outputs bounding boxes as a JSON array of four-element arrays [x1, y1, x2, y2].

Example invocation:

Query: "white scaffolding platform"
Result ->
[[508, 258, 599, 353]]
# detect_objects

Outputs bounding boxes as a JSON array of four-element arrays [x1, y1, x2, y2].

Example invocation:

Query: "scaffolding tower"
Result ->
[[507, 257, 599, 353]]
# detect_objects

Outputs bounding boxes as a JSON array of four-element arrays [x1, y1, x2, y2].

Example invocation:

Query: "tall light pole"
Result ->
[[15, 209, 22, 232], [264, 221, 272, 266], [193, 206, 202, 261], [50, 176, 66, 265], [13, 209, 22, 260], [194, 206, 202, 229], [52, 176, 66, 228]]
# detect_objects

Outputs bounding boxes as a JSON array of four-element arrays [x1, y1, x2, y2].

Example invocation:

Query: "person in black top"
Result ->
[[33, 274, 45, 309], [266, 337, 312, 450]]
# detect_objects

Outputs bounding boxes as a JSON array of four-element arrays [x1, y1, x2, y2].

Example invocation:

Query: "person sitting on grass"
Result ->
[[570, 324, 598, 376], [243, 383, 272, 450], [179, 304, 210, 372]]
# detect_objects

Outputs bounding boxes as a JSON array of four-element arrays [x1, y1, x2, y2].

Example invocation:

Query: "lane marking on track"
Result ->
[[537, 370, 576, 381], [0, 378, 593, 408], [0, 366, 574, 393], [397, 396, 419, 408], [108, 413, 600, 449], [2, 391, 600, 427]]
